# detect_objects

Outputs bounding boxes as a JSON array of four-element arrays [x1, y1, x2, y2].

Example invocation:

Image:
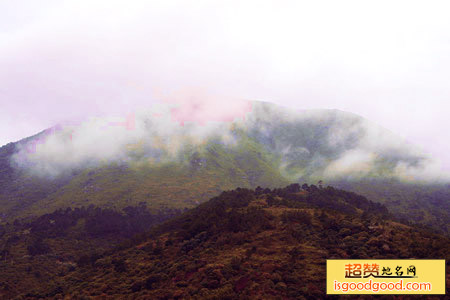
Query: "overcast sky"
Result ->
[[1, 0, 449, 172]]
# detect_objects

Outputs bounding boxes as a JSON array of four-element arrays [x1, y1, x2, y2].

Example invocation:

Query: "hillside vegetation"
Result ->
[[0, 133, 288, 221], [1, 184, 447, 299], [0, 204, 182, 299]]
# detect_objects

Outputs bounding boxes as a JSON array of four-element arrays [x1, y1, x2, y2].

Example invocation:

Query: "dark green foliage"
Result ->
[[0, 205, 182, 298], [334, 179, 450, 234], [27, 237, 50, 256], [281, 210, 311, 225], [26, 204, 181, 239], [112, 258, 127, 273]]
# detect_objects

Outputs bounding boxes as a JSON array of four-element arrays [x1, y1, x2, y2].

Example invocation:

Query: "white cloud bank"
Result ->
[[11, 98, 447, 183]]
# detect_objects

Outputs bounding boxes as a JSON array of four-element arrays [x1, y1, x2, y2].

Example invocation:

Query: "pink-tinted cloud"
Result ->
[[161, 88, 253, 126]]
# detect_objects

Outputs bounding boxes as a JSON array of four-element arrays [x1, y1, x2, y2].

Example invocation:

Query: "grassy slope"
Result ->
[[0, 140, 72, 220], [11, 135, 288, 220]]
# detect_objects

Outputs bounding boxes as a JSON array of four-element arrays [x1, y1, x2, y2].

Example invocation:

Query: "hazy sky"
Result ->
[[1, 0, 449, 172]]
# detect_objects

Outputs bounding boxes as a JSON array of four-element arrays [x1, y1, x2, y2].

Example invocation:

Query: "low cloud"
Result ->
[[12, 91, 252, 177], [243, 103, 448, 183], [322, 149, 377, 179], [11, 99, 448, 183]]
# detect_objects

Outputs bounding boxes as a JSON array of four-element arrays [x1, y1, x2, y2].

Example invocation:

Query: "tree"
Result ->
[[27, 237, 50, 256]]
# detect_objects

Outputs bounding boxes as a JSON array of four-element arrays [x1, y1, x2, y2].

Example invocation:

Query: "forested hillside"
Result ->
[[0, 205, 182, 298], [1, 184, 447, 299]]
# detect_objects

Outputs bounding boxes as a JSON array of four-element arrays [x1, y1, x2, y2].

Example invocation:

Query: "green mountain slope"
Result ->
[[0, 131, 289, 220], [0, 101, 448, 234]]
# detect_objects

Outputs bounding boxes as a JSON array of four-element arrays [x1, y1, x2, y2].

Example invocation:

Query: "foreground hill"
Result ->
[[1, 184, 447, 299], [0, 204, 183, 299], [0, 102, 448, 233]]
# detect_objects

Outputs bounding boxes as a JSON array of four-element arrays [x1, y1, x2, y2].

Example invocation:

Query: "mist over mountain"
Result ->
[[245, 102, 438, 182], [0, 101, 448, 232], [9, 101, 440, 181]]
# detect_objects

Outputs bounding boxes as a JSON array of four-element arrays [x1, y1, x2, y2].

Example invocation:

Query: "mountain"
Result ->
[[0, 185, 448, 299], [0, 101, 448, 234], [331, 179, 450, 234], [0, 128, 289, 220]]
